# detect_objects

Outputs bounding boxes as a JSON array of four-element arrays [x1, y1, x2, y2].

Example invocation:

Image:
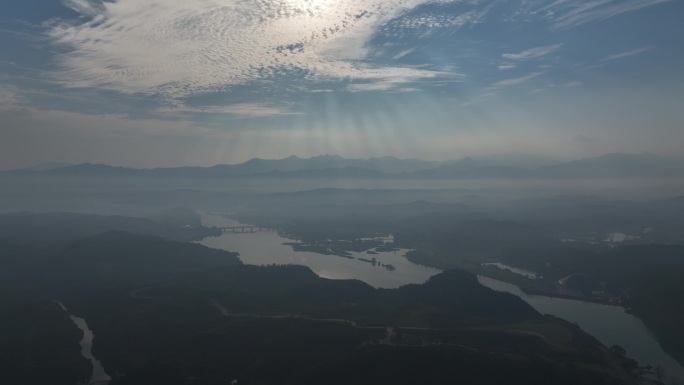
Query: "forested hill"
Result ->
[[0, 224, 641, 384]]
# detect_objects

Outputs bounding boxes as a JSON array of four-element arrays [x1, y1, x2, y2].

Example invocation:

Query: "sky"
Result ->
[[0, 0, 683, 168]]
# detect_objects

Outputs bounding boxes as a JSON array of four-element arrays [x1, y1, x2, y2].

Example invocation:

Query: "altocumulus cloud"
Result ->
[[46, 0, 460, 102]]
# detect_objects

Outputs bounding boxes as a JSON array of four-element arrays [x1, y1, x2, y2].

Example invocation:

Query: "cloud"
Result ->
[[160, 103, 301, 118], [384, 10, 483, 31], [0, 86, 23, 110], [45, 0, 459, 103], [346, 69, 464, 92], [602, 46, 652, 61], [380, 1, 497, 38], [538, 0, 673, 29], [488, 71, 545, 89], [502, 44, 562, 61], [391, 48, 417, 61], [498, 64, 516, 70], [62, 0, 104, 17]]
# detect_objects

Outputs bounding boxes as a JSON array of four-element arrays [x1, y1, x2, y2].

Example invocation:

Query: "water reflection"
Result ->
[[478, 276, 684, 381], [199, 213, 441, 289], [199, 212, 684, 381], [56, 301, 110, 384]]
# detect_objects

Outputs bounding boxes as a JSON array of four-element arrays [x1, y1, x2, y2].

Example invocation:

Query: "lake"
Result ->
[[199, 212, 684, 381], [199, 213, 441, 289]]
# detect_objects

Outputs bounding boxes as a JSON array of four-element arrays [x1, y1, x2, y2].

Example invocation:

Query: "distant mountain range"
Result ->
[[6, 153, 684, 179]]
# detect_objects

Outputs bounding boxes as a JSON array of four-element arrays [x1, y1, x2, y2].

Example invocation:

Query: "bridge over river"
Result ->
[[217, 225, 275, 233]]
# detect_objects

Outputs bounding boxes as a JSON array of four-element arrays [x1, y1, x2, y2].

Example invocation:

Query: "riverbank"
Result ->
[[56, 301, 111, 384], [404, 244, 684, 371], [478, 276, 684, 382], [404, 249, 624, 306], [198, 212, 439, 289], [198, 212, 683, 381]]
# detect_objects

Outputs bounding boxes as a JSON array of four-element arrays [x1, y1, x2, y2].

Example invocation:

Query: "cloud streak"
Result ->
[[502, 44, 562, 61], [602, 46, 652, 61], [46, 0, 458, 103], [538, 0, 673, 29], [0, 86, 23, 110], [159, 103, 301, 118], [487, 71, 545, 91]]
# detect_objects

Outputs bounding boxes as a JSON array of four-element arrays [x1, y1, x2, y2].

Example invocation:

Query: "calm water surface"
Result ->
[[56, 301, 110, 384], [199, 213, 440, 289], [199, 212, 683, 381], [478, 276, 684, 381]]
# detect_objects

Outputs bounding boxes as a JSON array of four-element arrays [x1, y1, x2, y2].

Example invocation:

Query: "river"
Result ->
[[198, 212, 684, 381], [199, 213, 440, 289], [56, 301, 111, 384], [477, 276, 684, 381]]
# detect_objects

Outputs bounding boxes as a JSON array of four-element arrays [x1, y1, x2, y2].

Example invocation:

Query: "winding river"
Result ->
[[477, 276, 684, 381], [198, 212, 684, 381], [199, 213, 440, 289], [57, 301, 111, 384]]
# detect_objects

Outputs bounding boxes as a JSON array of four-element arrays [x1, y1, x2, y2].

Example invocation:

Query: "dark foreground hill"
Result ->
[[0, 230, 640, 385]]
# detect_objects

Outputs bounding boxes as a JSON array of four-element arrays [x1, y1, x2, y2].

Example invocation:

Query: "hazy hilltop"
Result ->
[[411, 153, 684, 179], [21, 162, 74, 172], [0, 210, 218, 243], [8, 153, 684, 180], [535, 153, 684, 178], [10, 155, 442, 177]]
